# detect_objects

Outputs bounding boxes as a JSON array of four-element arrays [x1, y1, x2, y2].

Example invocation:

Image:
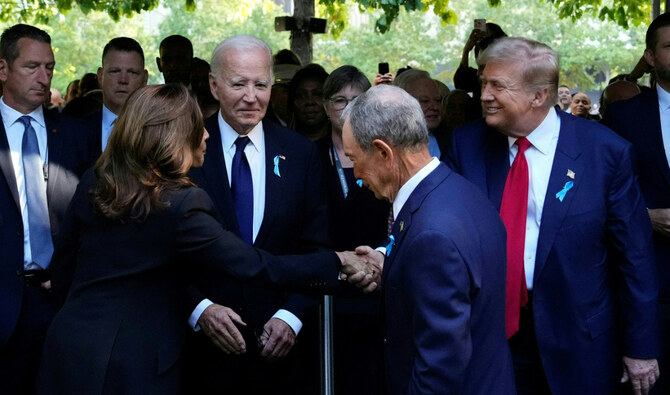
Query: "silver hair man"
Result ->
[[210, 35, 273, 78], [478, 37, 559, 109], [343, 84, 429, 152]]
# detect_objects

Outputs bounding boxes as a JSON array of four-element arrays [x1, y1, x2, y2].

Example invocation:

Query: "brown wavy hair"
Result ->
[[93, 84, 204, 221]]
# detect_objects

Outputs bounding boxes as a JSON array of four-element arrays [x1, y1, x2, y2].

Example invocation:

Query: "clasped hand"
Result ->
[[336, 246, 384, 293]]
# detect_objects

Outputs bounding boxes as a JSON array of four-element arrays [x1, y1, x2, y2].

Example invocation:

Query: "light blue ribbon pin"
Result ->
[[385, 235, 395, 256], [356, 179, 363, 187], [273, 155, 283, 177], [555, 181, 574, 202]]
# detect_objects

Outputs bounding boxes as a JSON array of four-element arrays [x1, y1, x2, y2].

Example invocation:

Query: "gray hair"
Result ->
[[342, 84, 429, 152], [393, 69, 432, 91], [210, 35, 273, 78], [478, 37, 559, 109]]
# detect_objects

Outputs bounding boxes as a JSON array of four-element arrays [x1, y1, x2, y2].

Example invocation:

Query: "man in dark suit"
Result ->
[[89, 37, 147, 154], [0, 24, 95, 394], [602, 12, 670, 394], [341, 84, 515, 394], [182, 35, 327, 394], [448, 37, 660, 395]]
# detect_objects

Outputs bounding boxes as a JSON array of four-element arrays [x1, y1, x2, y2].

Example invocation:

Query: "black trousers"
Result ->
[[0, 286, 58, 395]]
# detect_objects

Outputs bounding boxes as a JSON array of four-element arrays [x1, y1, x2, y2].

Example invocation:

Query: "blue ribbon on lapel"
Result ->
[[555, 181, 574, 202], [356, 179, 363, 187], [273, 155, 281, 177], [385, 235, 395, 256]]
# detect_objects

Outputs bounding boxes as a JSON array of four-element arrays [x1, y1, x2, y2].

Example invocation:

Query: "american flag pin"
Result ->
[[567, 169, 575, 179]]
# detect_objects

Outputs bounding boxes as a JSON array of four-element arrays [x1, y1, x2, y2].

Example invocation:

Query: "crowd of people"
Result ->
[[0, 10, 669, 395]]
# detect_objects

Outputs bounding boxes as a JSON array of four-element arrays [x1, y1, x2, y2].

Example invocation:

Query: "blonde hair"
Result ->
[[93, 84, 204, 221]]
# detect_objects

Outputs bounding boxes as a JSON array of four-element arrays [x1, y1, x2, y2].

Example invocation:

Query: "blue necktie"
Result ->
[[231, 136, 253, 245], [20, 116, 53, 269]]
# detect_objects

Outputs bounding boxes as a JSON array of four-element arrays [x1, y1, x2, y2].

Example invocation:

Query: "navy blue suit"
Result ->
[[183, 115, 328, 393], [0, 109, 95, 393], [448, 110, 659, 394], [603, 88, 670, 394], [382, 162, 515, 395]]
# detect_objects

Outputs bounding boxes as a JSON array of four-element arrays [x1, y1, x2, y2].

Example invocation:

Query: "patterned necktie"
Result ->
[[500, 137, 531, 339], [231, 136, 253, 245], [387, 207, 394, 236], [20, 116, 53, 269]]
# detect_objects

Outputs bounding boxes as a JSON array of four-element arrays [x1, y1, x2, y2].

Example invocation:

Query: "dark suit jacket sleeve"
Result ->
[[607, 143, 660, 358], [174, 188, 341, 293], [280, 141, 330, 318], [405, 231, 472, 394]]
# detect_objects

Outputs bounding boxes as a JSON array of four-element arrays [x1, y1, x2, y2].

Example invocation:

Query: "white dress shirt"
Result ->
[[657, 84, 670, 168], [100, 105, 117, 152], [507, 107, 561, 290], [189, 112, 302, 335], [0, 97, 48, 270]]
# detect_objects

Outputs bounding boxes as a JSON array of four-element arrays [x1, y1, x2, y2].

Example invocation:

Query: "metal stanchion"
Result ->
[[320, 294, 335, 395]]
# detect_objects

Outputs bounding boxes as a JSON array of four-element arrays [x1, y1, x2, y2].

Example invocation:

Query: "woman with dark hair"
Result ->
[[317, 65, 389, 395], [36, 84, 355, 394], [288, 63, 330, 141]]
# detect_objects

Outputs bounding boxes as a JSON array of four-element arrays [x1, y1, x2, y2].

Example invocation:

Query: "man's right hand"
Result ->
[[648, 208, 670, 237], [197, 304, 247, 354]]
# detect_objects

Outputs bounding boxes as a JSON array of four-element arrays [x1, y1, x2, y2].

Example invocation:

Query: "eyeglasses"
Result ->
[[328, 96, 358, 111]]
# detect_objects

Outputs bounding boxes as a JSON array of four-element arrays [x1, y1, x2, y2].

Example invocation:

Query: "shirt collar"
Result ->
[[657, 84, 670, 112], [102, 104, 118, 127], [393, 157, 440, 220], [507, 107, 560, 155], [218, 110, 264, 154], [0, 97, 46, 129]]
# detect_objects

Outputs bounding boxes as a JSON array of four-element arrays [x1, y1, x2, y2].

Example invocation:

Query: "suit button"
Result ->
[[383, 337, 388, 344]]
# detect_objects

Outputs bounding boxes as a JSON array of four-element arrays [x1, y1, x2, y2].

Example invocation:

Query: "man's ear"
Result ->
[[531, 88, 549, 108], [371, 139, 394, 167], [156, 57, 162, 73], [96, 67, 103, 85], [644, 48, 656, 70], [0, 59, 9, 83], [209, 73, 220, 101], [141, 69, 148, 87]]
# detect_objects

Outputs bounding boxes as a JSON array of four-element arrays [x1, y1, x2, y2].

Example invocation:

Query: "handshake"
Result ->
[[335, 246, 384, 293]]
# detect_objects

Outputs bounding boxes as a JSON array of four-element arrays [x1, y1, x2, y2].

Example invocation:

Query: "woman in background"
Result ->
[[317, 66, 390, 395]]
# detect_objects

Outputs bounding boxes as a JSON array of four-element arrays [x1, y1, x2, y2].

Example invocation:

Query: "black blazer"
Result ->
[[0, 110, 95, 347], [187, 116, 328, 331], [37, 171, 340, 395]]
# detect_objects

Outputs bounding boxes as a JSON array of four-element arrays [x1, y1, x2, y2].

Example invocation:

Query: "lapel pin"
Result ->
[[273, 155, 285, 177], [555, 180, 574, 202], [399, 221, 404, 232], [385, 235, 395, 257], [567, 169, 575, 179]]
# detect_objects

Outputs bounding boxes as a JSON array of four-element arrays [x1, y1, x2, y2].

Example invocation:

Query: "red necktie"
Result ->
[[500, 137, 531, 339]]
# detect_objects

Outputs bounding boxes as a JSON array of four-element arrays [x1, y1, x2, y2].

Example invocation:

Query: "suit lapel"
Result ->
[[202, 114, 240, 233], [381, 164, 449, 287], [534, 114, 584, 280], [485, 127, 510, 210], [254, 122, 286, 246], [0, 116, 19, 210]]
